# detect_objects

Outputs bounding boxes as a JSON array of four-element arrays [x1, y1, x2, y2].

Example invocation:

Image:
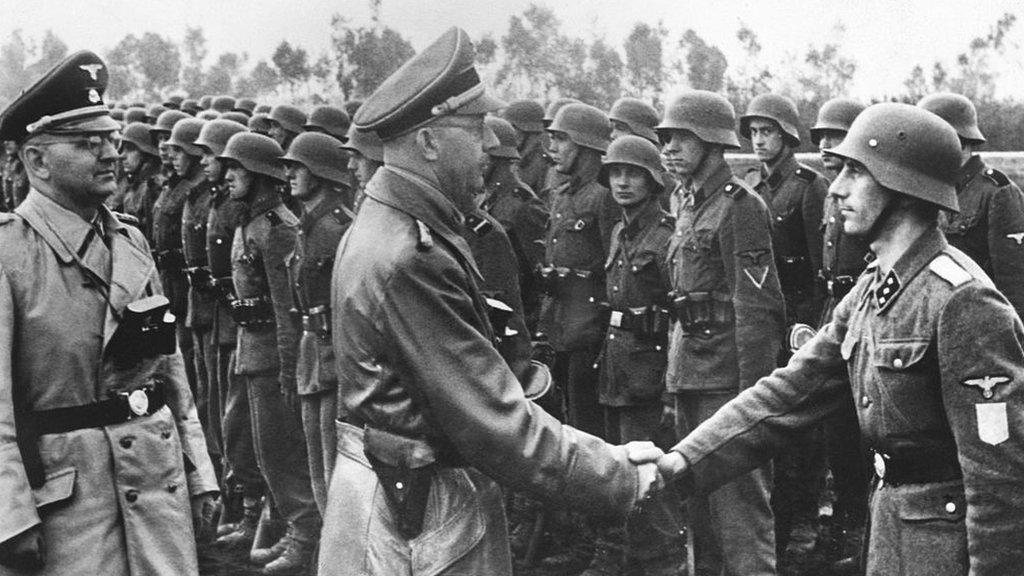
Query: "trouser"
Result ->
[[190, 326, 220, 477], [825, 394, 870, 528], [597, 404, 684, 562], [771, 424, 827, 554], [552, 347, 603, 437], [674, 391, 776, 576], [319, 422, 511, 576], [244, 373, 320, 540], [300, 389, 338, 515], [221, 350, 263, 493]]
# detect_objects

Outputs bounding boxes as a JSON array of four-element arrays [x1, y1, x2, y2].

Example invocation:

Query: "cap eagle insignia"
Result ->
[[79, 64, 104, 80]]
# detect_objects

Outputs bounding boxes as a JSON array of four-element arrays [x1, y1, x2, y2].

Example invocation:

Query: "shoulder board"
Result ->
[[329, 206, 354, 226], [983, 167, 1011, 187], [265, 210, 282, 226], [723, 182, 746, 199], [928, 253, 973, 287], [415, 220, 433, 251], [111, 210, 140, 227], [0, 212, 18, 226], [795, 167, 817, 183], [465, 212, 493, 237]]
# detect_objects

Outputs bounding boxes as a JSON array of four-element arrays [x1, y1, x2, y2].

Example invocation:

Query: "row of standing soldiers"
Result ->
[[4, 84, 1020, 576]]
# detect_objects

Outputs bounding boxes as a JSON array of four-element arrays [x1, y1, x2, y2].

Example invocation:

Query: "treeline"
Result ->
[[1, 5, 1022, 150]]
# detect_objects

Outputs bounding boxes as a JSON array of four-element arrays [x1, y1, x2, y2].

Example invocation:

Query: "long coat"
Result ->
[[0, 191, 217, 576]]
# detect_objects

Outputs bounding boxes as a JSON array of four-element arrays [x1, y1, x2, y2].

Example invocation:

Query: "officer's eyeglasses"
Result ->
[[35, 132, 122, 157]]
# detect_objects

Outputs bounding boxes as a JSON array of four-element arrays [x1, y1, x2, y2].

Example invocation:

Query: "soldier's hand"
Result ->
[[0, 525, 45, 571], [657, 450, 689, 482], [625, 440, 664, 465], [191, 492, 218, 543]]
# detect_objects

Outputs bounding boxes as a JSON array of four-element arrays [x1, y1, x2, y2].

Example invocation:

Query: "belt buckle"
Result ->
[[609, 310, 623, 328], [873, 451, 888, 480], [125, 389, 150, 418]]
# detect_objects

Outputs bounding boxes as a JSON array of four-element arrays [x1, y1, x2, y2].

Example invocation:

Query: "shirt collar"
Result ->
[[760, 149, 797, 190], [865, 226, 947, 314], [16, 189, 127, 264]]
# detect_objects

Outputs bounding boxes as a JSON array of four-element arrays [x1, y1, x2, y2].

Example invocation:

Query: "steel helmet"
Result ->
[[341, 124, 384, 163], [249, 113, 272, 135], [255, 104, 272, 115], [163, 95, 184, 110], [342, 100, 362, 119], [218, 132, 286, 182], [656, 90, 740, 149], [194, 119, 248, 156], [197, 110, 220, 121], [233, 97, 258, 116], [740, 93, 802, 146], [150, 110, 190, 136], [502, 100, 546, 133], [199, 95, 213, 110], [211, 95, 236, 113], [166, 118, 207, 157], [810, 98, 866, 145], [180, 99, 201, 116], [917, 92, 985, 144], [609, 97, 659, 144], [146, 104, 168, 124], [598, 134, 664, 191], [124, 107, 148, 125], [484, 116, 520, 160], [269, 104, 307, 135], [543, 97, 581, 127], [110, 109, 125, 123], [547, 103, 611, 153], [828, 103, 961, 212], [304, 106, 350, 141], [219, 111, 251, 126], [280, 131, 349, 185], [120, 122, 159, 157]]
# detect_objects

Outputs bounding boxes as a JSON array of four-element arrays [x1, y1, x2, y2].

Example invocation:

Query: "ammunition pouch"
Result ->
[[777, 255, 808, 296], [362, 426, 464, 540], [669, 291, 734, 336], [107, 295, 177, 367], [607, 305, 671, 339], [824, 274, 857, 300], [153, 248, 186, 273], [230, 296, 275, 328], [184, 266, 214, 293], [211, 277, 238, 307], [535, 265, 595, 297], [300, 304, 331, 342]]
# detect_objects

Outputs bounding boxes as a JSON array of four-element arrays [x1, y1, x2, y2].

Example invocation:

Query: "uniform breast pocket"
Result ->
[[685, 228, 716, 254], [872, 339, 933, 401], [567, 214, 596, 234]]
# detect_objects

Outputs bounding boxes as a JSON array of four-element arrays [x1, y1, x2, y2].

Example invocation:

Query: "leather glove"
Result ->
[[0, 526, 45, 571], [191, 493, 218, 543]]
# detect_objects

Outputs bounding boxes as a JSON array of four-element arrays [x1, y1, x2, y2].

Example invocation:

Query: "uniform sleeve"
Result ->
[[383, 249, 640, 519], [722, 194, 786, 389], [265, 223, 300, 392], [985, 182, 1024, 319], [672, 303, 851, 494], [0, 266, 40, 544], [802, 177, 828, 278], [598, 186, 620, 256], [937, 282, 1024, 575]]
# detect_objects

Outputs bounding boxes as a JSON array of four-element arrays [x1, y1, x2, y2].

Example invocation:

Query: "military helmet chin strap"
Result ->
[[864, 191, 903, 243]]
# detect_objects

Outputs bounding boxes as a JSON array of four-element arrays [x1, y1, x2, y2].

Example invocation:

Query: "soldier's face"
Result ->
[[225, 163, 254, 199], [122, 144, 143, 174], [817, 129, 847, 173], [28, 132, 120, 205], [610, 120, 634, 141], [201, 151, 222, 183], [608, 164, 654, 207], [660, 129, 706, 177], [830, 158, 893, 237], [268, 121, 289, 147], [347, 153, 379, 189], [287, 163, 316, 201], [155, 132, 172, 167], [548, 132, 579, 174], [169, 145, 196, 177], [749, 118, 786, 163]]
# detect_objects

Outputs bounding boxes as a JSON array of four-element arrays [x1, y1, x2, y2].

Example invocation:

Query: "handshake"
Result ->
[[623, 441, 690, 523]]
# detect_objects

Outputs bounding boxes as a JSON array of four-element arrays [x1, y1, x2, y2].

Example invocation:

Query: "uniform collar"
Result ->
[[956, 154, 985, 192], [567, 152, 602, 193], [620, 197, 662, 240], [760, 149, 797, 190], [688, 155, 733, 207], [16, 189, 129, 264], [518, 136, 549, 165], [245, 187, 283, 221], [300, 193, 349, 233], [864, 226, 947, 314]]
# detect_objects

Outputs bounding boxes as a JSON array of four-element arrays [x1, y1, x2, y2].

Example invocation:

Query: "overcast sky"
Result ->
[[3, 0, 1022, 98]]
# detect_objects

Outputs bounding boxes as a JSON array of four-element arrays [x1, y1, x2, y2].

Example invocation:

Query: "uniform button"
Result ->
[[860, 395, 871, 408], [618, 260, 623, 266], [612, 286, 619, 292], [125, 490, 139, 503], [167, 483, 178, 493], [829, 216, 836, 223], [162, 430, 172, 440], [655, 345, 662, 351], [555, 213, 562, 219], [609, 333, 616, 340], [892, 358, 903, 369], [120, 438, 133, 449], [631, 265, 638, 272], [945, 501, 957, 514], [552, 238, 558, 244], [588, 297, 595, 302], [826, 241, 834, 247], [395, 482, 404, 490]]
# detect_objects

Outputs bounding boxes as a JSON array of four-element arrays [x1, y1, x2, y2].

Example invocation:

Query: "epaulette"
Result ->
[[723, 182, 746, 198], [265, 210, 282, 226], [111, 211, 140, 227], [983, 167, 1011, 187], [329, 206, 354, 226], [464, 212, 494, 236], [415, 220, 433, 250], [928, 254, 972, 287], [795, 167, 817, 183]]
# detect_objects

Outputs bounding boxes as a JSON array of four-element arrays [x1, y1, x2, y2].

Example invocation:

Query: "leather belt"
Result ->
[[872, 448, 962, 486], [30, 388, 166, 435]]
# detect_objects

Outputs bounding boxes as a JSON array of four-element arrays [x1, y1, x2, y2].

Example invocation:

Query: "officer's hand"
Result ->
[[657, 450, 689, 482], [625, 440, 664, 465], [0, 525, 45, 571], [191, 493, 218, 543]]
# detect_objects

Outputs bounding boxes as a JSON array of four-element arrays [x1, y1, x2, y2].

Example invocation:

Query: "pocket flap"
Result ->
[[873, 340, 930, 370], [898, 482, 966, 523], [32, 467, 76, 509]]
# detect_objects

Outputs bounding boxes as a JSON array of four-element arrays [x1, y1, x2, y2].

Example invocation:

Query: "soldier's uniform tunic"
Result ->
[[231, 190, 318, 538], [119, 160, 161, 243], [2, 155, 28, 210], [672, 227, 1024, 576], [517, 135, 550, 201], [285, 196, 351, 514], [666, 155, 784, 576], [939, 154, 1024, 318], [321, 167, 642, 576], [746, 149, 829, 326], [0, 191, 218, 576]]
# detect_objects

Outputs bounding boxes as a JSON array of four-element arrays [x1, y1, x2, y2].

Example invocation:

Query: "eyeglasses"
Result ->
[[35, 132, 123, 157]]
